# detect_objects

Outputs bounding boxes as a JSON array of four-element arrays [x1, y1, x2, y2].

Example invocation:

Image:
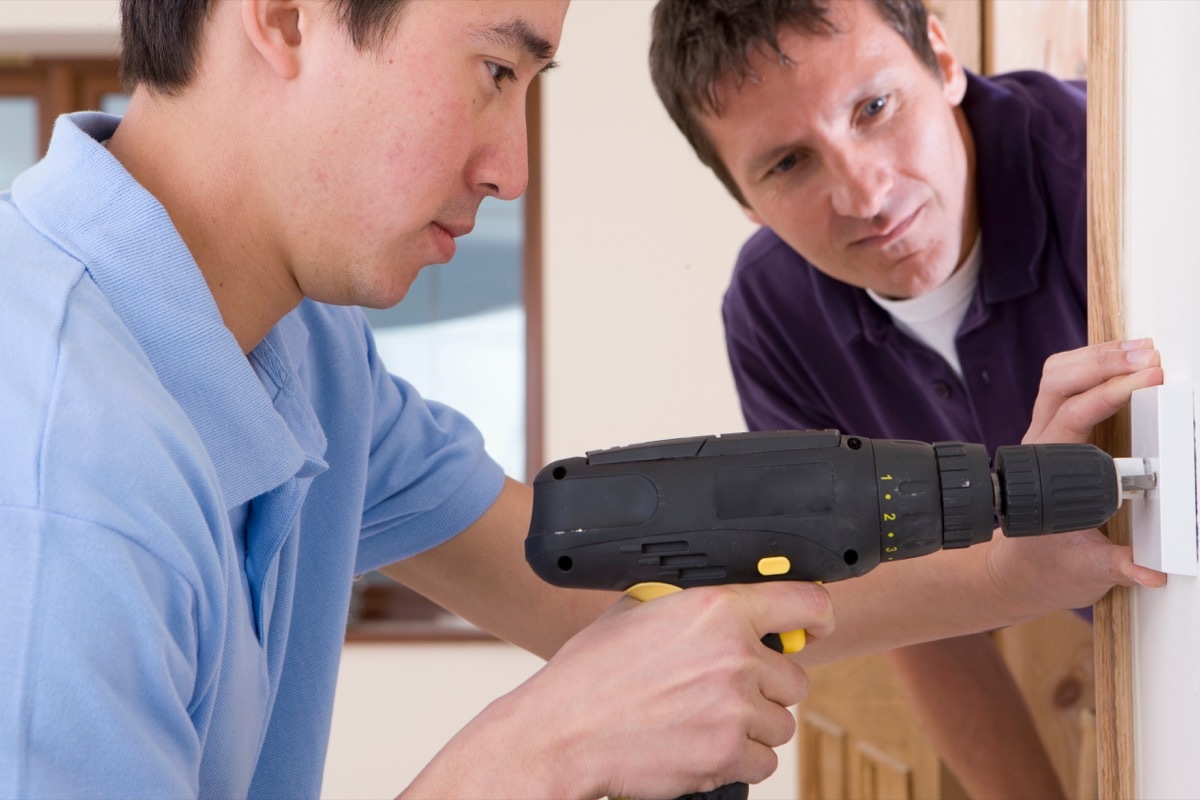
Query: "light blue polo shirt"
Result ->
[[0, 113, 506, 798]]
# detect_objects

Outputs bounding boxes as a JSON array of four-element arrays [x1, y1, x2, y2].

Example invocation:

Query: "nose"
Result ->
[[472, 108, 530, 201], [828, 145, 891, 220]]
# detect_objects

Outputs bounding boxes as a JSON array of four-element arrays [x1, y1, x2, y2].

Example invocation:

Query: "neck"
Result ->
[[106, 88, 302, 355]]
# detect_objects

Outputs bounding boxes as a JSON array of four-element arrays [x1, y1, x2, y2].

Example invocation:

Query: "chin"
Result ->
[[361, 282, 416, 310], [890, 256, 956, 299]]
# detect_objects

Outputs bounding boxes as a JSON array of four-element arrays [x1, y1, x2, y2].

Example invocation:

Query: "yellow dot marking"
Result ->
[[887, 532, 895, 538], [757, 556, 791, 576], [884, 494, 892, 500]]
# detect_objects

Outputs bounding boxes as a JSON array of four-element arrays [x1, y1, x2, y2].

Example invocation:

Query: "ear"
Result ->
[[741, 204, 764, 226], [926, 14, 968, 106], [242, 0, 307, 80]]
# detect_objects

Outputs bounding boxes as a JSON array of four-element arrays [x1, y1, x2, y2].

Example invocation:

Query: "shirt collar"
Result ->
[[12, 112, 313, 508], [960, 70, 1046, 304]]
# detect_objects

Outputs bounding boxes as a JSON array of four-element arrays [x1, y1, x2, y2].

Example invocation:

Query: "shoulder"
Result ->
[[0, 215, 226, 584], [732, 226, 805, 275], [728, 227, 813, 310], [725, 227, 860, 336], [974, 71, 1085, 159]]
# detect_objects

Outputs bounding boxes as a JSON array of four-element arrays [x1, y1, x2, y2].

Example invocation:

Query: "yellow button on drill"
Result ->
[[757, 556, 791, 576]]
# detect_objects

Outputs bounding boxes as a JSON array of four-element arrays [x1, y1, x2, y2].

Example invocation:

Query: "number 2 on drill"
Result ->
[[883, 512, 896, 521]]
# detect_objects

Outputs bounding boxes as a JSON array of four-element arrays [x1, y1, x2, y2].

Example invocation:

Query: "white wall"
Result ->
[[0, 0, 119, 55], [321, 642, 545, 799], [541, 0, 755, 462], [1124, 3, 1200, 798]]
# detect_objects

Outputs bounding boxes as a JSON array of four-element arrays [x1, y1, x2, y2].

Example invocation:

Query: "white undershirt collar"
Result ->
[[866, 234, 983, 378]]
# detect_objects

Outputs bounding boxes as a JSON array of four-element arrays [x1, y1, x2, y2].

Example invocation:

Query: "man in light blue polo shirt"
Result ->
[[0, 2, 836, 798], [0, 0, 1165, 798]]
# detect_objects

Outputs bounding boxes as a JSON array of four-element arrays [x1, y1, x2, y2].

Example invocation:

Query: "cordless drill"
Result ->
[[524, 429, 1151, 800]]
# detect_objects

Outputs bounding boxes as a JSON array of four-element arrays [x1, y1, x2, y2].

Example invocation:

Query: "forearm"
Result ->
[[798, 539, 1041, 665], [400, 686, 591, 800], [887, 634, 1065, 800], [382, 478, 618, 659]]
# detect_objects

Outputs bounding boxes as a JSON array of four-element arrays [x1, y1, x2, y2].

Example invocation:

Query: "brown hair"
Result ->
[[649, 0, 940, 205], [120, 0, 411, 94]]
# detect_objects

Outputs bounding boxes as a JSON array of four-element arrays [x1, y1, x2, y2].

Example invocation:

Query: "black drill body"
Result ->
[[524, 429, 1122, 800], [526, 429, 1120, 594]]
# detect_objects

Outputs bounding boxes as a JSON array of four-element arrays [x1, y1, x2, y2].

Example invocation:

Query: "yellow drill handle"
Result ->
[[625, 582, 806, 654]]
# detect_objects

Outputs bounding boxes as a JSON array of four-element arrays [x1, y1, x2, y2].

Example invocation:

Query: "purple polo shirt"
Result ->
[[723, 71, 1086, 458]]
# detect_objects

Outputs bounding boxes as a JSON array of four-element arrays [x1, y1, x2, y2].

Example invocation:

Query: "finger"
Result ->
[[1040, 339, 1157, 397], [732, 739, 782, 787], [757, 654, 810, 709], [1026, 340, 1157, 440], [731, 581, 836, 641], [1101, 542, 1169, 588], [745, 689, 802, 747], [1127, 564, 1169, 588], [1026, 340, 1159, 441], [1030, 366, 1164, 444]]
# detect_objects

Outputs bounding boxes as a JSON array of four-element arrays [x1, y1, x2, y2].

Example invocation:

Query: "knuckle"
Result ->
[[792, 580, 832, 617], [1042, 349, 1067, 373], [693, 584, 740, 617], [788, 665, 811, 705], [773, 707, 798, 745], [745, 748, 780, 785]]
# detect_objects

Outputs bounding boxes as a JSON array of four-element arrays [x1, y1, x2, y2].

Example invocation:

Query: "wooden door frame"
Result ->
[[524, 75, 545, 482], [1087, 1, 1134, 797], [0, 59, 123, 151]]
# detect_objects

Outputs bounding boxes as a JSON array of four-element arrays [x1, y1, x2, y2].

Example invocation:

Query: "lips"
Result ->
[[434, 219, 475, 238], [850, 205, 922, 248]]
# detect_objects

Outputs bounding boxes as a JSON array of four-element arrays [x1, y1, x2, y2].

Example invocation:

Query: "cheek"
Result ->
[[382, 98, 474, 187], [914, 113, 968, 199]]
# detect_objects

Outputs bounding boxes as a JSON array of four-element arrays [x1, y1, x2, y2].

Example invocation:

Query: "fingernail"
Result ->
[[1127, 349, 1157, 366], [1121, 338, 1152, 350]]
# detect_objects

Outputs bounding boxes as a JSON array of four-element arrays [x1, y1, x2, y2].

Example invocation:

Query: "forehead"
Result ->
[[701, 3, 927, 170], [708, 2, 907, 114], [399, 0, 568, 53]]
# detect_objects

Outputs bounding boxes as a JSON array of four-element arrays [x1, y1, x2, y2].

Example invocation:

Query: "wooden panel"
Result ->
[[797, 654, 963, 800], [993, 611, 1095, 797], [1085, 1, 1133, 798], [985, 0, 1088, 78], [927, 0, 983, 74], [853, 742, 913, 800], [801, 712, 848, 800]]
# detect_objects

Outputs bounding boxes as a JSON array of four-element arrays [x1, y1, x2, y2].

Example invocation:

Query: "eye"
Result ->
[[768, 153, 805, 178], [486, 61, 517, 90], [862, 95, 889, 118]]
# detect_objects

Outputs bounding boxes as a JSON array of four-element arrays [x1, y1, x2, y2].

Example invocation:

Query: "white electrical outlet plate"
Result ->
[[1129, 382, 1199, 575]]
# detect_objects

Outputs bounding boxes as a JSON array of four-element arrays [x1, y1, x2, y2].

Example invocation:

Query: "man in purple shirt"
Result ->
[[651, 0, 1086, 796]]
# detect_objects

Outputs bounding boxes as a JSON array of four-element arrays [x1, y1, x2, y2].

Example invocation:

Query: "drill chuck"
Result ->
[[994, 443, 1121, 536], [526, 430, 1123, 591]]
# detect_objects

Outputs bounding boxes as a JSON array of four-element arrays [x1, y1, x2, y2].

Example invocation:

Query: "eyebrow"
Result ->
[[475, 18, 560, 74]]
